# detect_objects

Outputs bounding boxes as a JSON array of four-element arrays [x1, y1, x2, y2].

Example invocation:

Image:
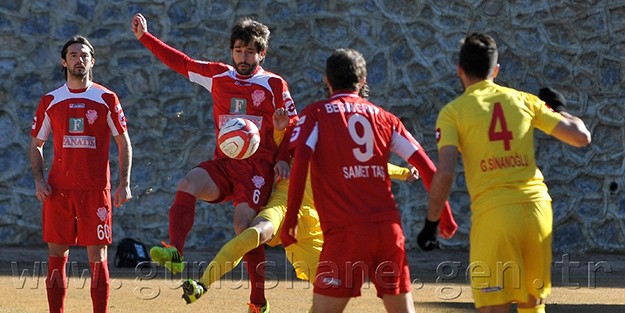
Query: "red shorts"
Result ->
[[314, 220, 411, 298], [197, 157, 274, 212], [43, 189, 112, 246]]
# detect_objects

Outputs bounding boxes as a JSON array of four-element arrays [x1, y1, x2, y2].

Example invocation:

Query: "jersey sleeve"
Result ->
[[31, 95, 51, 140], [387, 163, 410, 181], [103, 92, 127, 136], [525, 92, 564, 134], [140, 32, 224, 82]]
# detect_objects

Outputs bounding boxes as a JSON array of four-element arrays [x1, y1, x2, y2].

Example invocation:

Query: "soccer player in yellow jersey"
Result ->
[[419, 33, 591, 313]]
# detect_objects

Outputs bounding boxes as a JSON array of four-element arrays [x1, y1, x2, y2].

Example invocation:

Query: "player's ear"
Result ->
[[491, 63, 500, 79]]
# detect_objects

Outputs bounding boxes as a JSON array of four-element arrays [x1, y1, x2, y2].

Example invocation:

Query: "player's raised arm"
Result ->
[[538, 87, 591, 147], [130, 13, 195, 78]]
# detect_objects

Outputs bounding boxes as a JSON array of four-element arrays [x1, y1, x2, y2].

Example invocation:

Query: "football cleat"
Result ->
[[248, 301, 270, 313], [150, 241, 184, 274], [181, 279, 206, 304]]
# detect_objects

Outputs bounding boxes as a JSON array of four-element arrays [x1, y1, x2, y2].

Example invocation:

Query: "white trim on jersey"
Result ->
[[189, 70, 215, 92], [37, 113, 53, 141], [106, 111, 120, 137], [188, 66, 283, 110], [390, 130, 419, 161], [306, 122, 319, 151]]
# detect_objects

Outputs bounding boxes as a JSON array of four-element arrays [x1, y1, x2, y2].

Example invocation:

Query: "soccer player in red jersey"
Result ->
[[281, 48, 456, 313], [131, 13, 297, 312], [29, 35, 133, 313]]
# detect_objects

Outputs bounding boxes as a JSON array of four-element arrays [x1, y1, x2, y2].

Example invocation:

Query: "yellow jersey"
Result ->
[[436, 80, 563, 212]]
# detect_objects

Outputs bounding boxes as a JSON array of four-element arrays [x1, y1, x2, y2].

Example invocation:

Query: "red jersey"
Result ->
[[287, 91, 432, 231], [139, 33, 297, 162], [31, 83, 127, 190]]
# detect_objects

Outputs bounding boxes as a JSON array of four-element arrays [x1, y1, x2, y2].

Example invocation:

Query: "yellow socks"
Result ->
[[199, 227, 261, 287]]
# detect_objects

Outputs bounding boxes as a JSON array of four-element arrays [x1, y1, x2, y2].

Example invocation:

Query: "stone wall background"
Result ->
[[1, 0, 624, 253]]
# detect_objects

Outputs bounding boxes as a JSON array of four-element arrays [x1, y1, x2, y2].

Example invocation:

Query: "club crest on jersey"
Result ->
[[251, 89, 265, 107], [231, 98, 247, 114], [86, 109, 98, 124], [252, 175, 265, 189], [96, 207, 108, 222], [69, 118, 84, 133]]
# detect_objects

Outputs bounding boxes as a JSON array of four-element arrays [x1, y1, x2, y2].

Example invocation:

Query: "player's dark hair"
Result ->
[[231, 17, 270, 63], [325, 48, 367, 93], [458, 33, 498, 79], [61, 35, 95, 81]]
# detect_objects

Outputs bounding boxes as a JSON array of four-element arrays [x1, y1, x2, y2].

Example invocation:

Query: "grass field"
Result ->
[[2, 246, 624, 312]]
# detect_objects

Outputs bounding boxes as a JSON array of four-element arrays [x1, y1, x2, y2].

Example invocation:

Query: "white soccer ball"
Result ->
[[217, 117, 261, 159]]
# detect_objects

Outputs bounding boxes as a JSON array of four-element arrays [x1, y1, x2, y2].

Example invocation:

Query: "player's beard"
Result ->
[[68, 66, 90, 80], [234, 61, 258, 76]]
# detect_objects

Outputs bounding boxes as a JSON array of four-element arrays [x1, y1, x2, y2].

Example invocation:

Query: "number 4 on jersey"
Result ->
[[488, 102, 513, 150]]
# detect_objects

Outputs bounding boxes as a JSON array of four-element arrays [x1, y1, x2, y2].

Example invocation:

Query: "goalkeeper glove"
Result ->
[[417, 219, 440, 251], [538, 87, 566, 112]]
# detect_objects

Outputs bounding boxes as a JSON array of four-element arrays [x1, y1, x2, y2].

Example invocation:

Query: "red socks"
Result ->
[[168, 191, 197, 254], [90, 260, 110, 313], [46, 255, 68, 313], [244, 245, 267, 306]]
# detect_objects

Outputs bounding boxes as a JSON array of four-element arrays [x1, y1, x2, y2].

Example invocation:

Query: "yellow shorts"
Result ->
[[469, 201, 552, 308], [258, 179, 323, 282]]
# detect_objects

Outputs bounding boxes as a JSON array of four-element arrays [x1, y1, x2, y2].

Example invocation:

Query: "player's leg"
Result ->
[[516, 201, 552, 313], [196, 216, 275, 290], [151, 162, 224, 274], [381, 293, 415, 313], [232, 160, 275, 311], [234, 202, 269, 311], [43, 189, 73, 313], [47, 243, 70, 313], [86, 245, 109, 313], [370, 221, 414, 313], [469, 203, 530, 312], [312, 294, 350, 313], [77, 189, 112, 313]]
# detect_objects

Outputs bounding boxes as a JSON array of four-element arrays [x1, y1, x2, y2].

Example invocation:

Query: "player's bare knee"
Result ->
[[256, 224, 274, 244]]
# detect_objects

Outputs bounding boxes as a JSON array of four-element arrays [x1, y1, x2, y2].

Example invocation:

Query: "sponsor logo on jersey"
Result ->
[[251, 89, 265, 107], [96, 207, 108, 222], [235, 80, 252, 86], [321, 277, 341, 287], [480, 286, 502, 293], [118, 110, 127, 127], [219, 114, 263, 130], [114, 104, 122, 113], [252, 175, 265, 189], [230, 98, 247, 114], [86, 109, 98, 124], [31, 116, 37, 130], [69, 103, 85, 109], [62, 135, 96, 149], [69, 118, 84, 133]]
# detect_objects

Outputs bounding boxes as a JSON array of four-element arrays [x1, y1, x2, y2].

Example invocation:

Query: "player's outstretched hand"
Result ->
[[417, 219, 440, 251], [538, 87, 566, 112]]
